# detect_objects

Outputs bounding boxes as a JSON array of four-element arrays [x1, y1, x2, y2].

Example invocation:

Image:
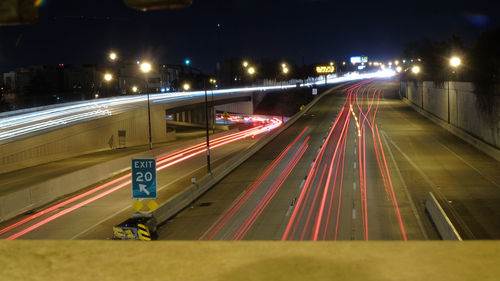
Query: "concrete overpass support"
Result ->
[[166, 104, 216, 129], [215, 99, 254, 115], [0, 105, 175, 174]]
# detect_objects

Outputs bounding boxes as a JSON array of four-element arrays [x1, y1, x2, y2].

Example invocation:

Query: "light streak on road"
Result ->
[[199, 126, 310, 240], [0, 70, 394, 142], [1, 118, 281, 239], [281, 79, 407, 241]]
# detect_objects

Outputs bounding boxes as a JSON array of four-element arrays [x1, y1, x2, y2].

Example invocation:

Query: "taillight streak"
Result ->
[[199, 126, 309, 240], [1, 119, 281, 239]]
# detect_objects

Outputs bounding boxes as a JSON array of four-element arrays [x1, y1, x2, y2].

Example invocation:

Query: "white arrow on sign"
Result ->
[[139, 184, 150, 195]]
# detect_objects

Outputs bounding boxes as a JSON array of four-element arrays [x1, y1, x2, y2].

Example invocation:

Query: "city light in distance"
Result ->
[[243, 61, 249, 68], [396, 66, 402, 73], [412, 66, 421, 74], [132, 86, 138, 93], [183, 83, 191, 91]]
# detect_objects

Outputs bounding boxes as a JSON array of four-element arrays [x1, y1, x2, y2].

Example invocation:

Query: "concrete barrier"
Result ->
[[425, 192, 462, 241], [151, 83, 347, 226]]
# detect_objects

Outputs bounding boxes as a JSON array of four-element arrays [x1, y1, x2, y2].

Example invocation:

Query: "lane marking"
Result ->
[[380, 130, 475, 239], [352, 208, 356, 219], [299, 179, 306, 190], [354, 162, 356, 169], [380, 130, 428, 239], [353, 182, 356, 191], [437, 141, 500, 188]]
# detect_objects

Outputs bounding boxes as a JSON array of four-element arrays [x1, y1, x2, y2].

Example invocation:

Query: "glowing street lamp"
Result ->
[[104, 73, 113, 81], [449, 56, 461, 68], [412, 66, 420, 74], [140, 62, 152, 73], [396, 66, 402, 73], [139, 61, 153, 150], [183, 83, 191, 91], [282, 67, 289, 74], [132, 86, 138, 93], [243, 61, 249, 68], [248, 66, 256, 75], [109, 52, 117, 61]]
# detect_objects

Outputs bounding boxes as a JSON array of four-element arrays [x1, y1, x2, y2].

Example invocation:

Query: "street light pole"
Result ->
[[204, 78, 211, 174], [147, 80, 152, 150], [140, 62, 153, 150]]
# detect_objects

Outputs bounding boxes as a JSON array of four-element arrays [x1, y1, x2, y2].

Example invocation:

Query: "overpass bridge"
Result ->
[[0, 71, 394, 174]]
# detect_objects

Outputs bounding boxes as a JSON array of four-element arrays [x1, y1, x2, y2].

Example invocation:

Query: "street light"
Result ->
[[183, 83, 191, 91], [396, 66, 402, 73], [243, 61, 249, 68], [109, 52, 117, 61], [132, 86, 138, 93], [282, 67, 289, 74], [447, 56, 461, 124], [248, 66, 256, 75], [450, 56, 461, 68], [411, 65, 420, 74], [140, 61, 153, 150], [140, 62, 152, 73], [104, 73, 113, 81]]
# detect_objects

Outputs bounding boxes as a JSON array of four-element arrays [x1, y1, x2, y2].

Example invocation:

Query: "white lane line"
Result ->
[[354, 162, 356, 169], [285, 206, 294, 217], [379, 130, 431, 240], [382, 129, 475, 238], [71, 164, 207, 240], [352, 208, 357, 219], [354, 147, 357, 155], [353, 182, 356, 191], [437, 141, 500, 188], [299, 179, 306, 190]]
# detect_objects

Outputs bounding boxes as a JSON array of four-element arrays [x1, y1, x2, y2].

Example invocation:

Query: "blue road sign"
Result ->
[[131, 159, 157, 199]]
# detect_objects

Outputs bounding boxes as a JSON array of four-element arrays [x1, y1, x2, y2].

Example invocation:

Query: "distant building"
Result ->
[[1, 62, 181, 108]]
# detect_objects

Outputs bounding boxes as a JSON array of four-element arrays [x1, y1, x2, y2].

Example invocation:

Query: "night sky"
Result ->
[[0, 0, 499, 73]]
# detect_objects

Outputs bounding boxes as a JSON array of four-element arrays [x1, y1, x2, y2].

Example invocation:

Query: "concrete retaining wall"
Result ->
[[425, 192, 462, 240], [402, 81, 500, 160]]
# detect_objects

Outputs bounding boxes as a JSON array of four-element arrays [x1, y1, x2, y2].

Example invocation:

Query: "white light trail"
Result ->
[[0, 71, 395, 142]]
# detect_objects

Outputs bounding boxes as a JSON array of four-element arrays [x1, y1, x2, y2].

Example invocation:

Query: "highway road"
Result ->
[[158, 79, 500, 240], [0, 117, 281, 239]]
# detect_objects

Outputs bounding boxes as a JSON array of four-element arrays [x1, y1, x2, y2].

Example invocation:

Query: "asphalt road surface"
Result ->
[[0, 120, 280, 239], [158, 79, 500, 240]]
